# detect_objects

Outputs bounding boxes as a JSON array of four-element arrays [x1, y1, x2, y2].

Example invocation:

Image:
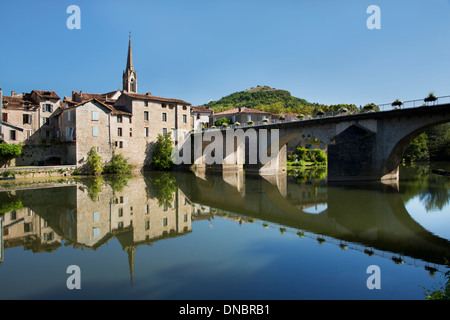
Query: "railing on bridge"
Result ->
[[192, 95, 450, 133], [376, 95, 450, 111]]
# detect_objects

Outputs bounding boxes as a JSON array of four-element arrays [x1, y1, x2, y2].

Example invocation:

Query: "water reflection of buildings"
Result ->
[[1, 169, 449, 279], [0, 177, 193, 283]]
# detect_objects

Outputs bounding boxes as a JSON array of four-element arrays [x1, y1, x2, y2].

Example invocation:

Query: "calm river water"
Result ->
[[0, 163, 449, 300]]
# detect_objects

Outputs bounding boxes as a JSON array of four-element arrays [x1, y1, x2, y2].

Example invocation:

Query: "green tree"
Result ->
[[310, 149, 327, 165], [403, 133, 429, 163], [427, 123, 450, 161], [0, 142, 22, 167], [214, 117, 231, 126], [103, 153, 134, 174], [152, 133, 174, 171], [87, 147, 103, 175]]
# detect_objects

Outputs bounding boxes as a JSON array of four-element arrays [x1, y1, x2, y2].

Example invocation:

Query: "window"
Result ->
[[146, 204, 150, 214], [162, 113, 167, 122], [117, 115, 122, 123], [247, 115, 252, 122], [145, 127, 149, 137], [118, 208, 123, 217], [10, 210, 16, 220], [24, 222, 33, 233], [93, 227, 100, 238], [118, 128, 122, 137], [119, 141, 123, 148], [163, 128, 167, 136], [23, 114, 32, 124], [145, 101, 149, 107], [10, 130, 16, 141], [144, 111, 149, 121], [163, 217, 168, 227], [67, 111, 71, 121], [93, 212, 99, 223], [118, 221, 124, 229], [92, 111, 99, 121], [43, 117, 50, 125], [183, 105, 187, 110], [45, 130, 50, 139], [2, 113, 7, 122], [92, 126, 98, 137], [145, 220, 150, 230], [184, 214, 188, 222], [162, 103, 167, 108], [44, 232, 54, 241], [196, 114, 200, 120], [66, 127, 74, 141], [43, 104, 53, 112], [129, 128, 132, 137], [183, 114, 187, 123]]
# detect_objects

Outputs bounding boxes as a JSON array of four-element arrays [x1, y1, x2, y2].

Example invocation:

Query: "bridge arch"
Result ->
[[184, 103, 450, 181]]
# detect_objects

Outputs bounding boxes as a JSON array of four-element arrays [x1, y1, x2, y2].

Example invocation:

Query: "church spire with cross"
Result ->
[[123, 32, 137, 93]]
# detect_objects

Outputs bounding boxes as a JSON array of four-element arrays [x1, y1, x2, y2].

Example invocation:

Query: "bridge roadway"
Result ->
[[176, 171, 450, 267], [183, 103, 450, 181]]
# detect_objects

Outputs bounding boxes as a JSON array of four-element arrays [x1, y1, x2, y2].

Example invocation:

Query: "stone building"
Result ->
[[1, 90, 60, 145], [1, 36, 193, 169], [191, 106, 213, 130], [213, 107, 271, 125], [54, 36, 192, 170]]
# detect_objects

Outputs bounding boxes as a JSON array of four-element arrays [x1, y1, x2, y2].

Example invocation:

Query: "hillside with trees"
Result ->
[[202, 85, 358, 115], [201, 85, 449, 164]]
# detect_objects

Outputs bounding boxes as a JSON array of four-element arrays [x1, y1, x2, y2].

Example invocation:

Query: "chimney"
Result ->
[[238, 107, 242, 112], [146, 92, 151, 96], [11, 91, 16, 96]]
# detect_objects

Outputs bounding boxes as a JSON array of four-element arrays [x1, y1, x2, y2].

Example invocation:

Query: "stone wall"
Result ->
[[15, 142, 76, 166]]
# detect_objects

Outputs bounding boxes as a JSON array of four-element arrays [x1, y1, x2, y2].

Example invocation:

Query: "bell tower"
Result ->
[[123, 33, 137, 93]]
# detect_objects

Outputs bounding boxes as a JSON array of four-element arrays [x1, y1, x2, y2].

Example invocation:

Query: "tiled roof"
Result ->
[[123, 92, 191, 106], [214, 107, 271, 116], [65, 98, 132, 116], [191, 106, 213, 113], [2, 95, 39, 107], [31, 90, 60, 100], [1, 121, 25, 131], [271, 113, 298, 119]]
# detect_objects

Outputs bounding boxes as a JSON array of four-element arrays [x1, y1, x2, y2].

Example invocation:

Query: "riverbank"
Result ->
[[0, 165, 77, 180]]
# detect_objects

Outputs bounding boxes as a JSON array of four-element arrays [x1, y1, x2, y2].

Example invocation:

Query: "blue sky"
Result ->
[[1, 0, 450, 107]]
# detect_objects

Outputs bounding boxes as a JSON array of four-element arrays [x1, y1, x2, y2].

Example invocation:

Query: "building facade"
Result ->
[[1, 36, 193, 170], [191, 106, 213, 130]]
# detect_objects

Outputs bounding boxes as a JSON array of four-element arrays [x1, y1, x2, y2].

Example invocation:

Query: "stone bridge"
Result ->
[[177, 103, 450, 181]]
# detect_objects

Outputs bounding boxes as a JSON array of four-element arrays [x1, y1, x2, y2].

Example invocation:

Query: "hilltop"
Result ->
[[202, 85, 357, 115]]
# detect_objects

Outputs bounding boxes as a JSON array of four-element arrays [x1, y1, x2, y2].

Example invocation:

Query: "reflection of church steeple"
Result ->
[[126, 246, 136, 287], [122, 32, 137, 93], [116, 229, 136, 287]]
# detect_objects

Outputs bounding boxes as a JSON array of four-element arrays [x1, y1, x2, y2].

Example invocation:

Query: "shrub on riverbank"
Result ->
[[288, 147, 327, 167], [103, 153, 134, 174]]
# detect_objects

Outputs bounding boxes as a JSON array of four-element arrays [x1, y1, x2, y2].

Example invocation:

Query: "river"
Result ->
[[0, 162, 449, 300]]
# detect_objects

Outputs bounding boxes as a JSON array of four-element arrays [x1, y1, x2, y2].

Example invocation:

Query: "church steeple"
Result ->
[[123, 33, 137, 93], [126, 33, 134, 71]]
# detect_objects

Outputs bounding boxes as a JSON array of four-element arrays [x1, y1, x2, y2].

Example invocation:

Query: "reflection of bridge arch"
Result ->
[[177, 172, 450, 267]]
